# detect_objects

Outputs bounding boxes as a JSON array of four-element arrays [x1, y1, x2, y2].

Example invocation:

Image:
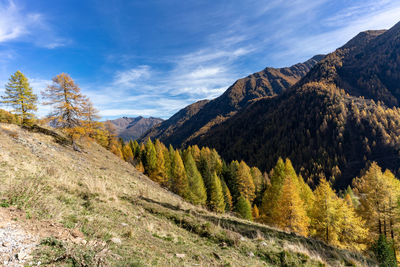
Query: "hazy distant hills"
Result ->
[[141, 55, 324, 146], [108, 116, 163, 140]]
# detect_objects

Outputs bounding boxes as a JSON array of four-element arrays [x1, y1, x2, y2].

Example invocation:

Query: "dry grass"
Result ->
[[0, 123, 377, 266]]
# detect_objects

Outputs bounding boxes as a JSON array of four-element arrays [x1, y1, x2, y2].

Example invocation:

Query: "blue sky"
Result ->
[[0, 0, 400, 119]]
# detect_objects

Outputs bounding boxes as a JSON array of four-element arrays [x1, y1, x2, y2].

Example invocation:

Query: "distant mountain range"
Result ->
[[141, 21, 400, 189], [141, 55, 324, 146], [107, 116, 163, 140]]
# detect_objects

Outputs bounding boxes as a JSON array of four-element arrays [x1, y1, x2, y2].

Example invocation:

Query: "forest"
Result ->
[[1, 70, 400, 265]]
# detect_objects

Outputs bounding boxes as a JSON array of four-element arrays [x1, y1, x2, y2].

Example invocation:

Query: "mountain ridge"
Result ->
[[141, 55, 324, 146]]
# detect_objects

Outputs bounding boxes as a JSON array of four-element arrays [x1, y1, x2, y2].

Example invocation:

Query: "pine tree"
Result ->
[[184, 152, 207, 205], [2, 71, 37, 125], [235, 196, 252, 221], [274, 176, 309, 236], [42, 73, 87, 136], [171, 150, 189, 198], [372, 235, 397, 267], [208, 172, 225, 213]]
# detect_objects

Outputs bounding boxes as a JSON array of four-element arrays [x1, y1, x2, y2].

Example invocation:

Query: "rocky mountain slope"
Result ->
[[0, 123, 375, 266], [191, 23, 400, 189], [141, 55, 324, 146], [108, 116, 163, 140]]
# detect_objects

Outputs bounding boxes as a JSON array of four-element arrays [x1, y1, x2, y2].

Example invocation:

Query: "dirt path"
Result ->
[[0, 207, 86, 267]]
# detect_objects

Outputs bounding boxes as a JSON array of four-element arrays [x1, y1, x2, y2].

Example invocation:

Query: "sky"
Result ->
[[0, 0, 400, 119]]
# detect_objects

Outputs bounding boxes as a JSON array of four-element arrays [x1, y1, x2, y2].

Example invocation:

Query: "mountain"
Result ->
[[0, 122, 375, 266], [141, 55, 324, 146], [190, 23, 400, 189], [108, 116, 163, 140]]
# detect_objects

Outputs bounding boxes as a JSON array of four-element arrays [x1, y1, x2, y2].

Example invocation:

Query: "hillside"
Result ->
[[190, 23, 400, 189], [0, 123, 375, 266], [141, 55, 324, 147], [108, 116, 163, 141]]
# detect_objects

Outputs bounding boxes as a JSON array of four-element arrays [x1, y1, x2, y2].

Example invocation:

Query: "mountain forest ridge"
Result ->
[[142, 21, 400, 190]]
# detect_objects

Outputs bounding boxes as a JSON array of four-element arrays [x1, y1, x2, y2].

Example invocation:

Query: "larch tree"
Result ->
[[236, 161, 256, 202], [122, 143, 134, 163], [252, 204, 260, 220], [153, 140, 168, 185], [250, 166, 264, 199], [353, 162, 400, 246], [2, 71, 37, 125], [235, 196, 252, 221], [310, 178, 342, 246], [42, 73, 87, 137], [80, 99, 101, 138], [184, 152, 207, 205], [144, 138, 157, 178], [171, 150, 189, 198], [208, 172, 225, 213], [221, 179, 233, 211], [274, 176, 309, 236], [260, 157, 286, 224]]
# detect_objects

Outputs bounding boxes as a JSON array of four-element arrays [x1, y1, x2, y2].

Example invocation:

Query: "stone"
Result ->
[[248, 251, 255, 257], [111, 237, 122, 244], [175, 253, 185, 258]]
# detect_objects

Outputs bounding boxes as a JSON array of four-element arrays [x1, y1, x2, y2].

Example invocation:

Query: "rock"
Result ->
[[260, 241, 268, 246], [248, 251, 255, 257], [175, 253, 185, 258], [212, 252, 221, 260], [121, 223, 128, 227], [111, 237, 122, 244], [240, 236, 246, 241], [16, 252, 26, 260]]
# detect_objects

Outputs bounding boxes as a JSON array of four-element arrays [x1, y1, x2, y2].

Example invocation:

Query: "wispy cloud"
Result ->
[[0, 0, 69, 48], [113, 65, 151, 87]]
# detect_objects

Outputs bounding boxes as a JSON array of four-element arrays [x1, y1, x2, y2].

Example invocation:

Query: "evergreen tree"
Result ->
[[80, 99, 101, 137], [372, 235, 397, 267], [274, 176, 309, 236], [235, 196, 252, 221], [171, 150, 189, 198], [2, 71, 37, 125], [208, 172, 225, 213], [184, 152, 207, 205]]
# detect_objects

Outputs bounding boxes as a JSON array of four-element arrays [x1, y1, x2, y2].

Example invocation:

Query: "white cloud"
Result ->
[[0, 0, 69, 48], [0, 0, 42, 42], [113, 65, 151, 87]]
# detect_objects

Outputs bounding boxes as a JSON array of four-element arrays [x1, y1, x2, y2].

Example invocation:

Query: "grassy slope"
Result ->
[[0, 123, 376, 266]]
